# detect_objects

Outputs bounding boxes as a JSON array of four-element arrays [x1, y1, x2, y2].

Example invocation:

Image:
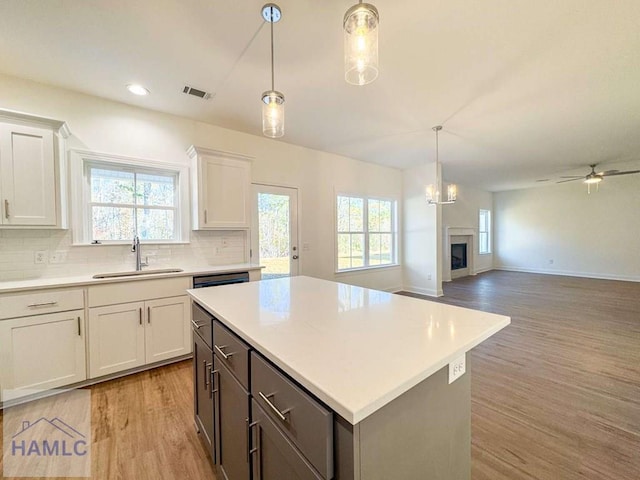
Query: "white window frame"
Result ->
[[69, 150, 190, 245], [479, 209, 491, 255], [335, 193, 399, 273]]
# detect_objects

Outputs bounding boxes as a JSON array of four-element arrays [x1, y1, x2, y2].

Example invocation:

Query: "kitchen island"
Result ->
[[188, 276, 510, 480]]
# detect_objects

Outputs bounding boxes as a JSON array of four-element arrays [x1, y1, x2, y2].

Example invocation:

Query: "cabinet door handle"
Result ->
[[27, 301, 58, 308], [249, 421, 260, 478], [147, 306, 151, 324], [139, 307, 142, 325], [203, 360, 209, 390], [77, 316, 81, 336], [191, 320, 204, 330], [204, 209, 208, 224], [210, 368, 218, 400], [213, 369, 221, 463], [4, 199, 9, 219], [246, 418, 250, 462], [214, 344, 233, 360], [258, 392, 288, 422]]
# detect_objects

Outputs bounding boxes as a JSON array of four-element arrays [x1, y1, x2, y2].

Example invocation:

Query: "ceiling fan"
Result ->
[[557, 164, 640, 192]]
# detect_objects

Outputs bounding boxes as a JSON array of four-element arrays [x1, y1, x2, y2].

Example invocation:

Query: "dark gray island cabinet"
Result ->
[[188, 276, 510, 480]]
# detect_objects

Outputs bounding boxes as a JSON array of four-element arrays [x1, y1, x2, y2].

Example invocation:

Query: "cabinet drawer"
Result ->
[[192, 302, 213, 349], [0, 288, 84, 320], [213, 320, 250, 389], [88, 277, 190, 307], [251, 353, 333, 479]]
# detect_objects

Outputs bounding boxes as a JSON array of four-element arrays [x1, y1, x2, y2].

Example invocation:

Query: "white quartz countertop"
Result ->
[[187, 276, 510, 425], [0, 264, 263, 294]]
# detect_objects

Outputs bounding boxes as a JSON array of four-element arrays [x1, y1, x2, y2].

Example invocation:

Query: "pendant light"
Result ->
[[343, 1, 379, 86], [261, 4, 284, 138], [426, 126, 457, 205]]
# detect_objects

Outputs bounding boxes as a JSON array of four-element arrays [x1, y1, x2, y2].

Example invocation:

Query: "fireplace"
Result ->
[[451, 243, 468, 270], [444, 227, 476, 282]]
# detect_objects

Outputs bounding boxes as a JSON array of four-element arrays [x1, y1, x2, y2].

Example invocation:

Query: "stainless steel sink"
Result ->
[[92, 268, 184, 279]]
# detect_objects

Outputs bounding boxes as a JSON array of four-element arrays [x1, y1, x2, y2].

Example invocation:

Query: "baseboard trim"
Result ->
[[385, 285, 405, 293], [401, 286, 443, 297], [475, 267, 494, 275], [494, 266, 640, 283]]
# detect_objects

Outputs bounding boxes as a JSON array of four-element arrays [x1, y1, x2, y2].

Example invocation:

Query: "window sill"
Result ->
[[71, 241, 191, 247], [478, 252, 492, 256], [335, 264, 401, 275]]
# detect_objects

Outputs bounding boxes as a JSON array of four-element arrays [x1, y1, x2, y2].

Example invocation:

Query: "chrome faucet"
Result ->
[[131, 235, 148, 271]]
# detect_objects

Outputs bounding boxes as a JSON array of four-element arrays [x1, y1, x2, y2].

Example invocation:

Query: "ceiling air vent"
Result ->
[[182, 85, 213, 100]]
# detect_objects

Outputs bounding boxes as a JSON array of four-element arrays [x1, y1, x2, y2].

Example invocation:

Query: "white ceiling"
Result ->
[[1, 0, 639, 191]]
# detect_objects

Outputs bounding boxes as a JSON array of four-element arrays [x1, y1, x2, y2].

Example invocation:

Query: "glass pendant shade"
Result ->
[[262, 90, 285, 138], [426, 125, 457, 205], [260, 4, 284, 138], [426, 183, 457, 204], [344, 3, 379, 86], [425, 184, 437, 203], [447, 184, 457, 202]]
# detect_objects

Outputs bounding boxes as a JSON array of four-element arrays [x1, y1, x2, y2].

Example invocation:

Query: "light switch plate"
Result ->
[[448, 354, 466, 384]]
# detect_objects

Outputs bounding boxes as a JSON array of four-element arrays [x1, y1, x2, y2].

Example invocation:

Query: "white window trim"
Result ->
[[69, 149, 190, 245], [334, 192, 400, 273], [479, 209, 491, 255]]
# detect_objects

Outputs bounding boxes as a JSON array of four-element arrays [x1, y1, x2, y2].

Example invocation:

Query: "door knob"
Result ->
[[292, 255, 299, 260]]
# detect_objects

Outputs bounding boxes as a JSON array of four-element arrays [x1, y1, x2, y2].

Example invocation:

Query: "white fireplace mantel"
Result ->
[[444, 226, 477, 282]]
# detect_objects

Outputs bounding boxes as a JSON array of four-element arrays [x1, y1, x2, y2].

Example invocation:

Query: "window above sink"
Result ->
[[69, 150, 190, 245]]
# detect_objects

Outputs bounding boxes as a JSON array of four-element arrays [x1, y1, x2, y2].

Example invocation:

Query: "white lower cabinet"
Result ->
[[145, 296, 191, 364], [88, 301, 146, 378], [0, 310, 86, 402], [88, 295, 190, 379]]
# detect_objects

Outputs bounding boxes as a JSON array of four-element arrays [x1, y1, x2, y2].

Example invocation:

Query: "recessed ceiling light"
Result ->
[[126, 84, 149, 96]]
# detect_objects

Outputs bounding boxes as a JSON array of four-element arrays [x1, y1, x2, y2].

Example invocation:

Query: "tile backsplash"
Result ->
[[0, 229, 247, 281]]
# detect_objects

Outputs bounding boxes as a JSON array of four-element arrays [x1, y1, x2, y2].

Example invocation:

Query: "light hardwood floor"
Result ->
[[402, 270, 640, 480], [1, 271, 638, 479], [0, 362, 218, 480]]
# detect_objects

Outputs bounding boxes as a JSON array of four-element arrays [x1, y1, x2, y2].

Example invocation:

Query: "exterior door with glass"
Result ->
[[251, 185, 299, 279]]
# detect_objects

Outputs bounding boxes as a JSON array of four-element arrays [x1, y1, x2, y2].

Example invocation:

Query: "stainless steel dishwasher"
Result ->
[[192, 271, 250, 288]]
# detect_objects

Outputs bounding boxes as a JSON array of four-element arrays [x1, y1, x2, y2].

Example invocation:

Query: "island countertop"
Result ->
[[187, 276, 510, 425]]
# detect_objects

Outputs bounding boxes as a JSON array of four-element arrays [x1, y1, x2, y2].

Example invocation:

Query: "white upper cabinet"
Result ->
[[188, 146, 252, 230], [0, 109, 70, 228]]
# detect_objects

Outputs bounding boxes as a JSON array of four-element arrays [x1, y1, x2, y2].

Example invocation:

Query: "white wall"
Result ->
[[494, 174, 640, 281], [442, 184, 494, 278], [0, 73, 403, 290], [403, 163, 442, 296]]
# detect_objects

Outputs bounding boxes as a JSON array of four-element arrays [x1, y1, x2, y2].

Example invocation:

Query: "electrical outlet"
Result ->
[[34, 251, 48, 264], [448, 355, 466, 384], [427, 274, 432, 281], [49, 251, 67, 264], [221, 237, 228, 247]]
